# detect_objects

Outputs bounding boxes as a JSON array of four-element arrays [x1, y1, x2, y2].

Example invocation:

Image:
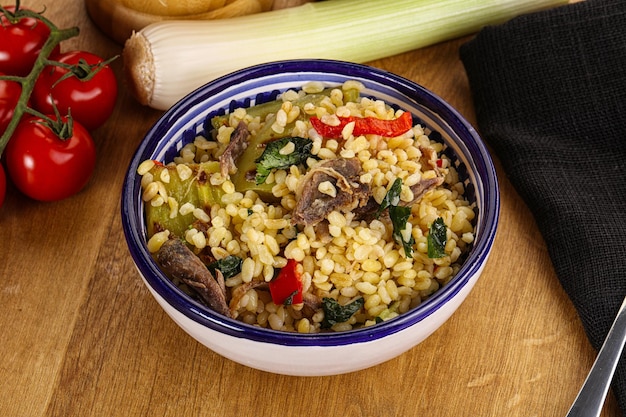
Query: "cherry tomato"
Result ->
[[0, 72, 22, 134], [0, 6, 59, 76], [32, 50, 117, 131], [0, 163, 6, 207], [5, 115, 96, 202]]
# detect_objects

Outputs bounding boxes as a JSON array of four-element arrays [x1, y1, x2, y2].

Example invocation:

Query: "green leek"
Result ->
[[123, 0, 569, 110]]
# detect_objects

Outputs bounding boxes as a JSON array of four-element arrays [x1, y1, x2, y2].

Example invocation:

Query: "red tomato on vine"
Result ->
[[0, 6, 60, 76], [0, 163, 6, 207], [4, 115, 96, 202], [32, 50, 117, 131], [0, 73, 22, 135]]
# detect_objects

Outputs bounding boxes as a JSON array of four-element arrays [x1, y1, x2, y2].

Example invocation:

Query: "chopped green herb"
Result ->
[[390, 205, 415, 258], [427, 217, 448, 258], [321, 297, 364, 329], [377, 178, 415, 257], [255, 136, 313, 185], [376, 177, 402, 217], [207, 255, 243, 279], [283, 290, 299, 306]]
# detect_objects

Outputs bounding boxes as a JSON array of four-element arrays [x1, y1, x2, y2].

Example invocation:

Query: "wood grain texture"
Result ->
[[0, 1, 620, 416]]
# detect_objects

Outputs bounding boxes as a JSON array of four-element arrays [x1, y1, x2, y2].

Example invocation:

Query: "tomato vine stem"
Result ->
[[0, 4, 80, 156]]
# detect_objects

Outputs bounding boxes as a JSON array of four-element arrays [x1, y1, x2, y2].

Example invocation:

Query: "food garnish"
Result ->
[[255, 136, 313, 185], [377, 178, 415, 258], [390, 205, 415, 259], [208, 255, 243, 280], [376, 177, 402, 217], [321, 297, 365, 329], [427, 217, 448, 258]]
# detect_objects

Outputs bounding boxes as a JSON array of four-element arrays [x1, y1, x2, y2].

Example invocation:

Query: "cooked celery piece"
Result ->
[[145, 161, 223, 238], [210, 87, 359, 131], [343, 87, 360, 104], [210, 99, 284, 131], [228, 109, 291, 200]]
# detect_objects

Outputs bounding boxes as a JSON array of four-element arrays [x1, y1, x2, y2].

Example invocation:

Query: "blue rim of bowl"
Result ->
[[121, 59, 500, 347]]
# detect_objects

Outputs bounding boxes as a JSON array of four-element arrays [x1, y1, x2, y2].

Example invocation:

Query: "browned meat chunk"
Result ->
[[229, 280, 268, 317], [156, 238, 232, 318], [354, 176, 443, 222], [292, 158, 370, 227], [352, 196, 383, 222], [401, 176, 444, 207], [400, 145, 445, 205], [219, 121, 250, 178], [302, 292, 322, 317], [420, 145, 439, 171]]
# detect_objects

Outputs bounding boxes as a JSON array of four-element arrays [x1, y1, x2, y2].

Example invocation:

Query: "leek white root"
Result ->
[[122, 0, 569, 110]]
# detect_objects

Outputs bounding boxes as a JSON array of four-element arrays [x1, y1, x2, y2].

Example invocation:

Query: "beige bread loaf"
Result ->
[[115, 0, 232, 16], [86, 0, 311, 44]]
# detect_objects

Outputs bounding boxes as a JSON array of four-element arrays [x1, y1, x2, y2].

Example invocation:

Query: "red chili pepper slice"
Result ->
[[269, 259, 303, 305], [310, 111, 413, 139]]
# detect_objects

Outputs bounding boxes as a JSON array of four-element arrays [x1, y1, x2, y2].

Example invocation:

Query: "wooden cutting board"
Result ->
[[85, 0, 312, 45]]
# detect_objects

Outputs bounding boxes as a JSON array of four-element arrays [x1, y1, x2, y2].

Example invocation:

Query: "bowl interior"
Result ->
[[121, 59, 499, 346]]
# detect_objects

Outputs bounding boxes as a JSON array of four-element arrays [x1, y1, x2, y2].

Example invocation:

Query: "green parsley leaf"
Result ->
[[207, 255, 243, 279], [390, 205, 415, 258], [255, 136, 313, 185], [427, 217, 448, 258], [321, 297, 364, 328], [376, 178, 402, 218], [377, 178, 415, 257], [283, 290, 299, 306]]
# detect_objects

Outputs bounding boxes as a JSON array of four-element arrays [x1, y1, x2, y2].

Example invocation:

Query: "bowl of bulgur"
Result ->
[[121, 59, 499, 376]]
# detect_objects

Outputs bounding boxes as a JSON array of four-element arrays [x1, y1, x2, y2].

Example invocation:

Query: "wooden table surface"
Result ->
[[1, 1, 621, 416]]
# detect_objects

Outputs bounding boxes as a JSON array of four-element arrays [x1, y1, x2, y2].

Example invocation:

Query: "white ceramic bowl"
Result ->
[[121, 59, 500, 376]]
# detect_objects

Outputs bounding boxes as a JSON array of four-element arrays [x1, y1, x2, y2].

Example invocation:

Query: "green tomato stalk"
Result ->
[[0, 1, 79, 156]]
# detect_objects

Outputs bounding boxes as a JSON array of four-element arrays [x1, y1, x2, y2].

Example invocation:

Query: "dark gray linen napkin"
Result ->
[[460, 0, 626, 412]]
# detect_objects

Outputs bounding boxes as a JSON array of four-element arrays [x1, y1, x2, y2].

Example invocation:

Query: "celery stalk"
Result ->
[[123, 0, 569, 110], [145, 162, 223, 238]]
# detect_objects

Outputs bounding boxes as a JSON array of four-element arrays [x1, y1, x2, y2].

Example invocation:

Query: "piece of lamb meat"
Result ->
[[219, 121, 250, 178], [402, 176, 444, 207], [354, 176, 444, 222], [228, 280, 268, 318], [155, 238, 232, 318], [291, 158, 370, 227]]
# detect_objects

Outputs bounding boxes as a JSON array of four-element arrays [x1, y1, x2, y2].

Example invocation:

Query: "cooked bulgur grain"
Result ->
[[139, 81, 476, 333]]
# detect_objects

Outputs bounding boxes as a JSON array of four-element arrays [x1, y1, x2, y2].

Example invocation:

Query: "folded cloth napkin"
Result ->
[[460, 0, 626, 412]]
